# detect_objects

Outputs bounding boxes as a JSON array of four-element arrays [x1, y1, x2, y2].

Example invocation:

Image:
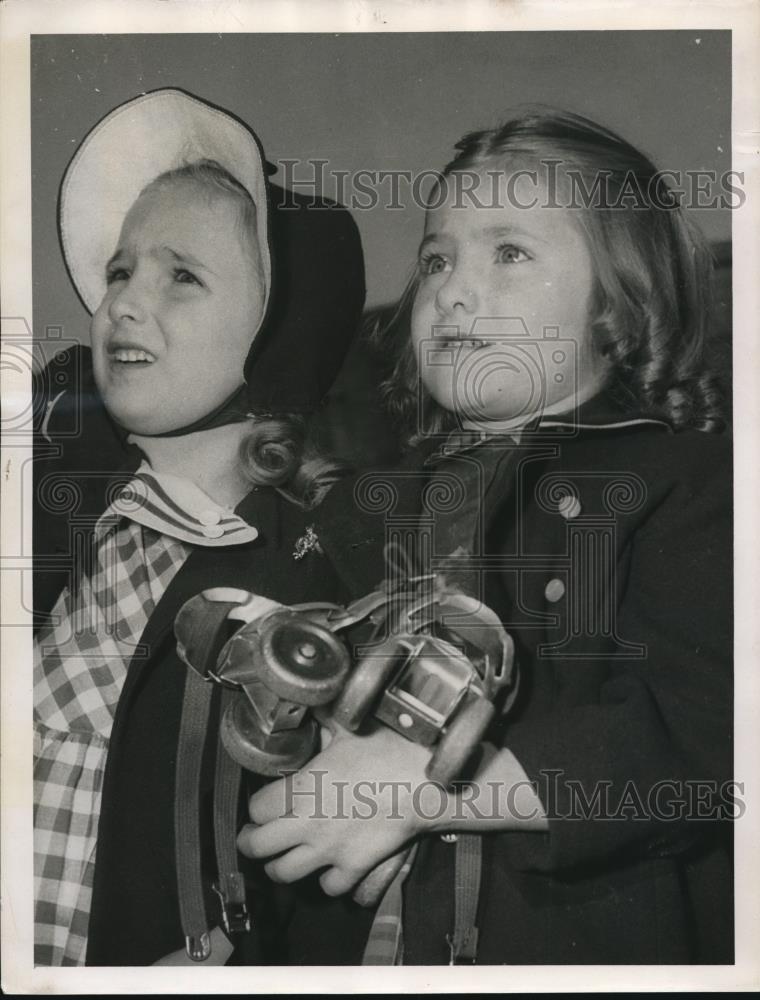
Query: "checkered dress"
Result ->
[[33, 465, 259, 966]]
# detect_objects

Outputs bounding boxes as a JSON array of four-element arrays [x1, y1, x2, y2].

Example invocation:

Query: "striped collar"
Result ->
[[94, 461, 260, 547]]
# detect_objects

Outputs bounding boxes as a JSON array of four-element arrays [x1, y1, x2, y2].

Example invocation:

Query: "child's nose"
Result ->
[[107, 277, 150, 325], [434, 266, 478, 317]]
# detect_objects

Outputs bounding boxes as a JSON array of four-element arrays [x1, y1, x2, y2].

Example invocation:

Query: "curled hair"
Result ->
[[239, 415, 347, 509], [379, 107, 726, 438], [367, 276, 459, 442]]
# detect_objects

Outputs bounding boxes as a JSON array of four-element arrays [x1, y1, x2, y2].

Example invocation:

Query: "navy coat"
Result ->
[[34, 359, 733, 965], [297, 397, 735, 965]]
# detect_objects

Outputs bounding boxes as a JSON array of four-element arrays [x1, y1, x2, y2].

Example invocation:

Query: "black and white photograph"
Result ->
[[1, 0, 758, 993]]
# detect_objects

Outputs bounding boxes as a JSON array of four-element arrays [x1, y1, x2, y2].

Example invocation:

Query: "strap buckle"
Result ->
[[446, 928, 479, 965], [184, 931, 212, 962], [213, 873, 251, 935]]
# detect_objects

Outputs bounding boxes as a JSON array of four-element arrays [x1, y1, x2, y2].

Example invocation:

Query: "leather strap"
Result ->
[[175, 598, 253, 961], [212, 688, 250, 937], [447, 833, 482, 963], [361, 843, 419, 965], [174, 668, 215, 961]]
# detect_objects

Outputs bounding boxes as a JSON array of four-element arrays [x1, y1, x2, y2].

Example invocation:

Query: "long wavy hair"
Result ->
[[375, 107, 725, 439], [148, 159, 346, 507]]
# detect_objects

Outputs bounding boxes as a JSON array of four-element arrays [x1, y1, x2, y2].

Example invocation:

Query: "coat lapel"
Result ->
[[313, 457, 431, 598]]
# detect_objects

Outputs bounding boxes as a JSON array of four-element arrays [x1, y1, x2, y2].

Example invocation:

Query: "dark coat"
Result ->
[[300, 399, 734, 965], [32, 347, 373, 965], [35, 361, 733, 965]]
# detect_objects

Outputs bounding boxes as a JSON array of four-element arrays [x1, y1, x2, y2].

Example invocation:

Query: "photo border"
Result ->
[[2, 0, 758, 993]]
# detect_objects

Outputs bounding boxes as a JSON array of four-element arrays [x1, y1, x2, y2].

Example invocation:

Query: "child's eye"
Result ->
[[173, 268, 202, 286], [496, 243, 531, 264], [419, 252, 449, 277], [105, 267, 130, 285]]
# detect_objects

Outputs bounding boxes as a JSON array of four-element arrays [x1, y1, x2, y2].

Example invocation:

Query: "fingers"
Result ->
[[247, 763, 330, 824], [319, 866, 358, 897], [264, 845, 323, 884], [237, 817, 302, 859], [247, 777, 293, 825], [351, 850, 407, 904]]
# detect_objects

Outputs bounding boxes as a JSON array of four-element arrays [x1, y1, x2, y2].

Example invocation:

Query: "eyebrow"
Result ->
[[165, 247, 218, 276], [417, 233, 440, 255], [481, 225, 547, 244], [105, 246, 218, 276], [105, 248, 127, 273], [418, 223, 547, 255]]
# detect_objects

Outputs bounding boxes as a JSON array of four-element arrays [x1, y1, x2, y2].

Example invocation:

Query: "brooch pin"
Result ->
[[293, 525, 320, 561]]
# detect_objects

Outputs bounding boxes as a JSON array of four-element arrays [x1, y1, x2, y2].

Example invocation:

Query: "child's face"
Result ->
[[90, 180, 266, 435], [411, 167, 608, 429]]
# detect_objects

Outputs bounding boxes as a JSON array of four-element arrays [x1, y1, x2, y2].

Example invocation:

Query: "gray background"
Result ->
[[32, 31, 731, 343]]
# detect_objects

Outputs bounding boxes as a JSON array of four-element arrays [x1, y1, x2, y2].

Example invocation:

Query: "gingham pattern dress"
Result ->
[[33, 464, 259, 966]]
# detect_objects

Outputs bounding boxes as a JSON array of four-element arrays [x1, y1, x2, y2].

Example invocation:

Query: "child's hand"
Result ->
[[237, 723, 439, 897]]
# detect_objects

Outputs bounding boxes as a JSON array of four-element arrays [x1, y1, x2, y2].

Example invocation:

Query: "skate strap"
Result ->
[[175, 668, 215, 961], [447, 833, 482, 963], [212, 687, 249, 937], [361, 843, 419, 965], [175, 626, 252, 960]]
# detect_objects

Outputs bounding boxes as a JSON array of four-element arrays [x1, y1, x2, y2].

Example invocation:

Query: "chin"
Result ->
[[100, 385, 198, 435], [425, 391, 458, 422], [452, 393, 541, 428], [102, 402, 184, 436]]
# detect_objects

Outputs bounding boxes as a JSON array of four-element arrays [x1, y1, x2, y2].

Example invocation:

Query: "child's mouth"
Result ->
[[441, 338, 491, 350], [110, 348, 157, 364]]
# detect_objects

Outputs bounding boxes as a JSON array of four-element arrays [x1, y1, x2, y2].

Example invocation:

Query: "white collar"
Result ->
[[94, 461, 259, 547]]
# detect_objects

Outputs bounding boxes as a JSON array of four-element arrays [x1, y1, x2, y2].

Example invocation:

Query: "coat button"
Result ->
[[558, 493, 581, 519], [201, 524, 225, 539], [545, 578, 565, 602], [198, 509, 222, 526]]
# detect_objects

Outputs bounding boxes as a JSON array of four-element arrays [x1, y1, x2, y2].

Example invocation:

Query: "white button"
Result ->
[[545, 578, 565, 602], [440, 833, 458, 844], [398, 712, 414, 729], [558, 493, 581, 519], [202, 524, 225, 539], [198, 509, 222, 526]]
